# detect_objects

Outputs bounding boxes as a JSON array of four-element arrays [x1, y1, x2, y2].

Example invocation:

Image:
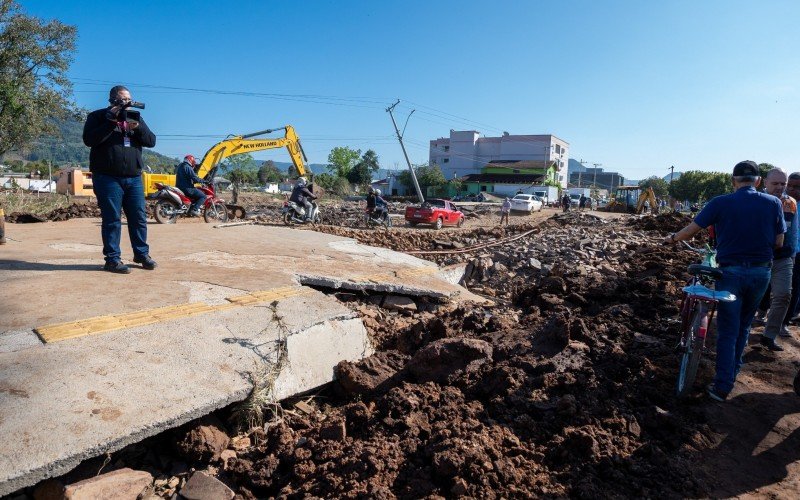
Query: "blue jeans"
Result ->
[[183, 187, 207, 212], [92, 173, 149, 263], [714, 266, 772, 394]]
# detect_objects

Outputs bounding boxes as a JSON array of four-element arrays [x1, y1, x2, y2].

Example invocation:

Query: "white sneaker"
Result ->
[[780, 325, 793, 338], [753, 313, 767, 326]]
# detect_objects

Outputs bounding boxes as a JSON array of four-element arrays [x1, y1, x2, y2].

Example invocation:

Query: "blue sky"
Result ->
[[22, 0, 800, 178]]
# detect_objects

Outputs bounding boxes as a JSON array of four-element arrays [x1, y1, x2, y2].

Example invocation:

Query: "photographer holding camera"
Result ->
[[83, 85, 157, 273]]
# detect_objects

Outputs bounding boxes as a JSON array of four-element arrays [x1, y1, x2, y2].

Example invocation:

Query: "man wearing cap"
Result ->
[[665, 160, 785, 401]]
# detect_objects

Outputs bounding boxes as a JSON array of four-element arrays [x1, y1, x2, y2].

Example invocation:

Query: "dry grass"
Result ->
[[231, 301, 290, 433], [0, 189, 71, 215]]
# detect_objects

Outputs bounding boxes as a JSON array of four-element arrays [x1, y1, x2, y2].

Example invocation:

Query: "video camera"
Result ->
[[111, 98, 145, 109]]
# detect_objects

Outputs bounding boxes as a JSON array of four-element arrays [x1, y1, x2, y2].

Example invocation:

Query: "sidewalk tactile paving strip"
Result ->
[[35, 287, 311, 343], [33, 267, 440, 343]]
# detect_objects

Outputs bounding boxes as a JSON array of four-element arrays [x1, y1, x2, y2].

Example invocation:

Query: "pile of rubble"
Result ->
[[20, 212, 724, 498], [5, 203, 102, 223]]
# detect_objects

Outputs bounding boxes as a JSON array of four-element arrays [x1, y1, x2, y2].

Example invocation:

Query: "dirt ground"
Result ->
[[10, 207, 800, 499]]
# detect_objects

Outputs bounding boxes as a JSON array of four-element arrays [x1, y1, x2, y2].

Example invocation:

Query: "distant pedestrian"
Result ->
[[579, 194, 587, 211], [500, 198, 511, 225], [665, 160, 785, 401], [83, 85, 157, 273], [561, 193, 570, 213]]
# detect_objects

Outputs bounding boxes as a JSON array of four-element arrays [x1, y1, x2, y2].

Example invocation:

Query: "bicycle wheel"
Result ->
[[676, 301, 707, 397]]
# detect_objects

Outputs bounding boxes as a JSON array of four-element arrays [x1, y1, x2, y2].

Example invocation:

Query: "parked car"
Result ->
[[509, 194, 543, 213], [405, 198, 465, 229]]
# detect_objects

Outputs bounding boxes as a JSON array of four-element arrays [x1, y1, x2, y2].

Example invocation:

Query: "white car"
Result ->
[[509, 194, 543, 213]]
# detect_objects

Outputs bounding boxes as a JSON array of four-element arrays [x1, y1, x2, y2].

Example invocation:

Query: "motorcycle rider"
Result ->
[[372, 188, 388, 221], [175, 154, 206, 216], [366, 186, 388, 220], [290, 177, 317, 221]]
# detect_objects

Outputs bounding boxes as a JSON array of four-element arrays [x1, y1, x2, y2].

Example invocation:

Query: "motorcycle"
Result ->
[[148, 181, 229, 224], [282, 200, 321, 225], [364, 206, 392, 229]]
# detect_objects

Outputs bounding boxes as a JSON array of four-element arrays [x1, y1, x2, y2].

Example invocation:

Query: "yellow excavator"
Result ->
[[142, 126, 309, 218], [605, 186, 659, 214]]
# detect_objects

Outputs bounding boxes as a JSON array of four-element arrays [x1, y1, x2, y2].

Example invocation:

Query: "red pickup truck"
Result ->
[[404, 199, 465, 229]]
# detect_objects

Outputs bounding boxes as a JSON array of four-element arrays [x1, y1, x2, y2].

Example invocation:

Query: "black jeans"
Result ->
[[786, 254, 800, 324]]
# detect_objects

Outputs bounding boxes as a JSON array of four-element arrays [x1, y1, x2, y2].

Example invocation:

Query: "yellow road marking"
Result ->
[[34, 266, 440, 343], [36, 287, 313, 343]]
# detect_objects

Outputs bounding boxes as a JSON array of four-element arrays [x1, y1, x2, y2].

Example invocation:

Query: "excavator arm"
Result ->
[[636, 187, 659, 214], [141, 125, 309, 220], [196, 125, 309, 180]]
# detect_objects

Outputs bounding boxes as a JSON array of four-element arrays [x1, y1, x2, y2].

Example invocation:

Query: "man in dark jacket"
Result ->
[[175, 154, 206, 216], [83, 85, 157, 273]]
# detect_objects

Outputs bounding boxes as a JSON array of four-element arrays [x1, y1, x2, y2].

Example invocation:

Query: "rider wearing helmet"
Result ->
[[175, 154, 207, 216], [366, 187, 388, 220], [289, 176, 317, 220]]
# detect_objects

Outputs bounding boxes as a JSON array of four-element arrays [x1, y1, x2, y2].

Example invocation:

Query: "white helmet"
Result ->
[[374, 188, 381, 196], [297, 177, 307, 187]]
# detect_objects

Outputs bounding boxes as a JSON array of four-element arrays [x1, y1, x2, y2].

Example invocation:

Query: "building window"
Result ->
[[555, 144, 561, 154], [481, 185, 487, 192], [443, 158, 449, 163], [444, 146, 450, 152]]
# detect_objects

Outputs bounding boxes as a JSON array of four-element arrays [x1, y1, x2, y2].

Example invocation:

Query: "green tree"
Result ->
[[0, 0, 79, 157], [669, 170, 732, 202], [703, 172, 733, 200], [396, 163, 446, 197], [327, 146, 361, 179], [222, 153, 258, 204], [417, 163, 447, 190], [758, 163, 775, 180], [314, 172, 350, 196], [639, 176, 669, 199], [258, 160, 282, 183], [347, 149, 380, 187]]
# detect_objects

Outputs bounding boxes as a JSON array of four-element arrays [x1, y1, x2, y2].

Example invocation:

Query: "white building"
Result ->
[[430, 130, 570, 189]]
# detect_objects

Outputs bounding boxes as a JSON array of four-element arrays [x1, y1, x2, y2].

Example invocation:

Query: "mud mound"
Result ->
[[6, 203, 101, 223], [629, 212, 693, 233], [25, 213, 719, 499]]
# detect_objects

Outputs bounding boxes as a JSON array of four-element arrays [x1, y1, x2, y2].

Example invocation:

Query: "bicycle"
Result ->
[[675, 240, 736, 397]]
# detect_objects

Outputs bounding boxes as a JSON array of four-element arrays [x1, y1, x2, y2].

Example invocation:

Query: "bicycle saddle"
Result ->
[[687, 264, 723, 280]]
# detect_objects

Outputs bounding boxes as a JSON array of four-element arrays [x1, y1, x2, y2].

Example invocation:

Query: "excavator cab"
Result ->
[[607, 186, 641, 213]]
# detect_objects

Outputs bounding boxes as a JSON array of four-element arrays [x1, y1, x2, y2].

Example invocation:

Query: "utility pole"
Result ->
[[386, 100, 424, 203], [578, 159, 587, 188], [592, 163, 602, 188], [669, 165, 675, 185]]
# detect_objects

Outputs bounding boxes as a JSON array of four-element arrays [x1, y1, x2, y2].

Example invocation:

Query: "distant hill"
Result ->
[[7, 117, 178, 169], [663, 171, 683, 182], [258, 160, 394, 180]]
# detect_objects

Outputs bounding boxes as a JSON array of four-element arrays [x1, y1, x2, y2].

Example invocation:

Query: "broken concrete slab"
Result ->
[[0, 219, 476, 495]]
